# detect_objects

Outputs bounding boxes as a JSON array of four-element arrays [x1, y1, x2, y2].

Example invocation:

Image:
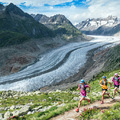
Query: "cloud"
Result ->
[[0, 0, 73, 6], [68, 0, 120, 24], [1, 0, 120, 24]]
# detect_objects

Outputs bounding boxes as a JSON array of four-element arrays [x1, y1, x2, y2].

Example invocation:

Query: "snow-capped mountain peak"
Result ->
[[76, 16, 120, 31], [75, 16, 120, 36]]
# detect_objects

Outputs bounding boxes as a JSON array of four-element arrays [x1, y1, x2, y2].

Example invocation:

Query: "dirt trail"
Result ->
[[51, 96, 120, 120]]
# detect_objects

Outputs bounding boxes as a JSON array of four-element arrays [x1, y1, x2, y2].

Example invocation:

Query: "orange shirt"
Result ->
[[100, 80, 109, 89]]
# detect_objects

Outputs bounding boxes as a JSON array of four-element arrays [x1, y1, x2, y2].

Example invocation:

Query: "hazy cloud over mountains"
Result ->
[[1, 0, 120, 24]]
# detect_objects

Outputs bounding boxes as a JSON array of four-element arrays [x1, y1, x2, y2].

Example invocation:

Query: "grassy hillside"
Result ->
[[103, 45, 120, 71], [0, 69, 120, 120], [0, 31, 30, 47], [54, 23, 82, 37]]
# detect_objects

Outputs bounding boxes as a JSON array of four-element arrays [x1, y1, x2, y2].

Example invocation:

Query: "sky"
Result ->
[[0, 0, 120, 25]]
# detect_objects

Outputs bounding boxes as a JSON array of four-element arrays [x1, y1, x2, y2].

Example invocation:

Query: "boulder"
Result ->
[[56, 90, 61, 92], [32, 106, 42, 112], [12, 105, 30, 116], [0, 108, 4, 111], [34, 91, 41, 95], [4, 111, 13, 119], [27, 111, 32, 115], [73, 97, 80, 101], [10, 105, 16, 110], [19, 106, 31, 116], [49, 97, 52, 100], [4, 107, 9, 111], [0, 113, 4, 119], [42, 99, 46, 102], [57, 103, 66, 107], [12, 110, 20, 116]]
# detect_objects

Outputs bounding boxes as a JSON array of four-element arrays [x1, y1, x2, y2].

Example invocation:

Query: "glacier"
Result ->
[[0, 36, 120, 91]]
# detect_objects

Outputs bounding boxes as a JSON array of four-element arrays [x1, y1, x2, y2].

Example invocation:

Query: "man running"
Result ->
[[112, 73, 120, 99], [76, 79, 91, 112], [99, 76, 112, 104]]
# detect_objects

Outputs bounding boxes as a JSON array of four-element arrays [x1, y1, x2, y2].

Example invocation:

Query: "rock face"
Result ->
[[32, 14, 83, 38], [34, 14, 49, 24], [76, 16, 120, 36], [34, 14, 72, 26], [0, 4, 5, 11]]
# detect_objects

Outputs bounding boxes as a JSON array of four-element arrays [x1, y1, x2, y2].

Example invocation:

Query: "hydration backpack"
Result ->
[[102, 80, 107, 86], [80, 84, 86, 90], [113, 76, 119, 82]]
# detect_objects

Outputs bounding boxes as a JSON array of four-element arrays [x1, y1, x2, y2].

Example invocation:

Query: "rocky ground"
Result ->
[[0, 35, 91, 76], [0, 90, 79, 120]]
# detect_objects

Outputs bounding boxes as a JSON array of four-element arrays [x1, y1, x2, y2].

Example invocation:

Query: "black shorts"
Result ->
[[114, 85, 119, 88], [102, 89, 107, 91]]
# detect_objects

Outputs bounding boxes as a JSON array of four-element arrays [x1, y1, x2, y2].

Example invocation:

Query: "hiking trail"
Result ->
[[51, 96, 120, 120]]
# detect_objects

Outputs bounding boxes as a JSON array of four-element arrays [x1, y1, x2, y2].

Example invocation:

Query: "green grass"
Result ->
[[53, 22, 82, 39], [100, 102, 120, 120], [104, 45, 120, 71], [82, 102, 120, 120], [0, 31, 30, 47], [0, 69, 120, 120]]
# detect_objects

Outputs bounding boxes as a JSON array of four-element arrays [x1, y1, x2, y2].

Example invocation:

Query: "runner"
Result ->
[[76, 79, 91, 112], [99, 76, 112, 104], [112, 73, 120, 99]]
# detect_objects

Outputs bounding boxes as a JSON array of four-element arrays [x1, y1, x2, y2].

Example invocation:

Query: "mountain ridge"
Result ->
[[32, 13, 82, 39], [0, 2, 54, 47], [76, 16, 120, 36]]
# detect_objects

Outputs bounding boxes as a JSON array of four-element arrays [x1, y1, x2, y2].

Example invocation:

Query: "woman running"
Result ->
[[112, 73, 120, 99], [76, 79, 91, 112], [99, 76, 112, 104]]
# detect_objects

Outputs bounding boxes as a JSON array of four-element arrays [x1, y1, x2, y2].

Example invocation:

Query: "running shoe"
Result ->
[[101, 101, 104, 104], [107, 93, 110, 97], [89, 99, 91, 104], [112, 97, 115, 100], [76, 108, 79, 112]]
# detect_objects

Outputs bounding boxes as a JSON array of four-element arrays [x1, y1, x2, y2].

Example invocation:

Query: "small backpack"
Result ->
[[113, 76, 119, 82], [80, 84, 86, 90], [101, 80, 107, 86]]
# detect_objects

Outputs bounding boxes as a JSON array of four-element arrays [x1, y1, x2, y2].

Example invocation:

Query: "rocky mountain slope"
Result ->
[[0, 3, 89, 76], [0, 3, 54, 47], [32, 14, 83, 39], [76, 16, 120, 36]]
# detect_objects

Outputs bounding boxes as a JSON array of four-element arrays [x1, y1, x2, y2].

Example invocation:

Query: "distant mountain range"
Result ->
[[31, 14, 82, 39], [76, 16, 120, 36]]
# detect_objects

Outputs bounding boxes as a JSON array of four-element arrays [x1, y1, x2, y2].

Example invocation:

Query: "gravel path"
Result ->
[[51, 96, 120, 120]]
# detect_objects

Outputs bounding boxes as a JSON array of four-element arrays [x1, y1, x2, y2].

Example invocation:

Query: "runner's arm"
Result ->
[[88, 86, 91, 92], [118, 77, 120, 83], [109, 82, 112, 88], [77, 86, 80, 90], [99, 81, 102, 87]]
